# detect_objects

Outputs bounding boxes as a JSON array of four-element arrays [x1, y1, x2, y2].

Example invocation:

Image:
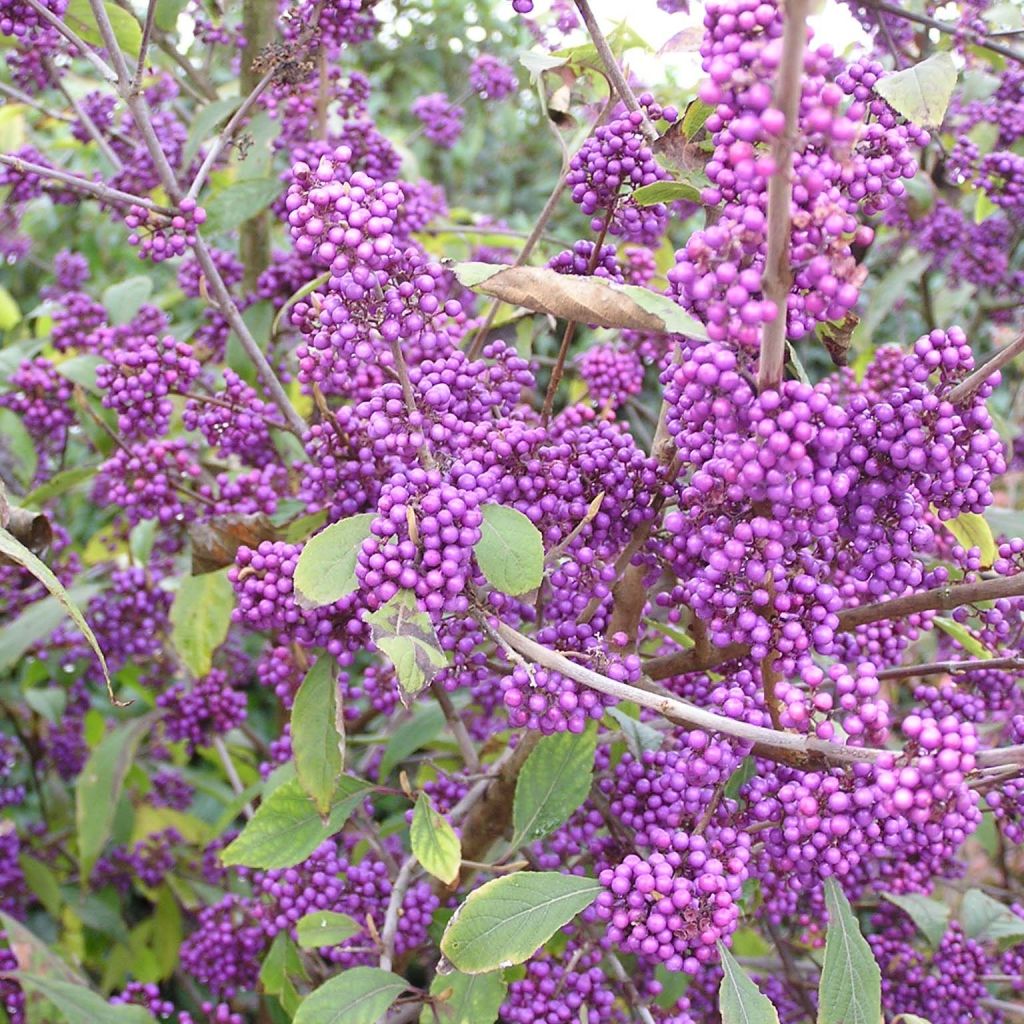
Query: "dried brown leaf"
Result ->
[[189, 513, 278, 574]]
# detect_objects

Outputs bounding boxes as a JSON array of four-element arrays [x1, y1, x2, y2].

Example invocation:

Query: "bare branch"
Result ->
[[572, 0, 658, 146], [186, 66, 277, 201], [379, 856, 419, 972], [947, 330, 1024, 404], [23, 0, 117, 81], [134, 0, 159, 90], [758, 0, 811, 392]]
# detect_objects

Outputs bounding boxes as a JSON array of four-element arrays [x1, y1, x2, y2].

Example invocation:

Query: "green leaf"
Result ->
[[607, 706, 664, 758], [0, 408, 37, 489], [291, 655, 343, 815], [632, 176, 708, 207], [857, 252, 931, 342], [873, 52, 958, 128], [974, 188, 1000, 224], [439, 872, 601, 974], [378, 703, 446, 779], [295, 911, 362, 950], [933, 618, 990, 660], [55, 354, 104, 396], [512, 727, 596, 846], [0, 583, 100, 674], [203, 177, 284, 235], [717, 942, 781, 1024], [0, 912, 86, 984], [937, 510, 997, 567], [985, 506, 1024, 540], [293, 514, 375, 608], [893, 1016, 936, 1024], [220, 775, 371, 870], [421, 970, 507, 1024], [293, 967, 407, 1024], [12, 975, 155, 1024], [681, 98, 715, 139], [21, 466, 97, 508], [474, 505, 545, 596], [411, 793, 462, 885], [818, 877, 882, 1024], [0, 284, 21, 330], [366, 590, 448, 698], [77, 712, 160, 882], [169, 570, 234, 678], [182, 96, 242, 169], [450, 262, 708, 338], [518, 50, 568, 80], [960, 888, 1024, 946], [0, 529, 116, 702], [64, 0, 142, 54], [102, 276, 153, 326], [881, 892, 950, 947], [155, 0, 188, 33]]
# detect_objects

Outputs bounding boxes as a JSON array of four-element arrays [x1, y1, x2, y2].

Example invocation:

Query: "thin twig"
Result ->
[[0, 79, 75, 122], [947, 330, 1024, 404], [213, 736, 254, 820], [878, 656, 1024, 681], [186, 66, 277, 200], [46, 60, 123, 171], [861, 0, 1024, 64], [134, 0, 159, 89], [0, 154, 170, 213], [431, 682, 480, 774], [379, 856, 419, 972], [757, 0, 810, 392], [572, 0, 658, 145], [23, 0, 117, 81]]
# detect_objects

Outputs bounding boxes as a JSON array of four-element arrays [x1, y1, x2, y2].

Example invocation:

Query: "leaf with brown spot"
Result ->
[[653, 118, 711, 176], [189, 513, 277, 574], [818, 312, 860, 368], [450, 263, 707, 338]]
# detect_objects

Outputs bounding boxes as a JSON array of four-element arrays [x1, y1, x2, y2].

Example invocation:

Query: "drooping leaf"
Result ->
[[421, 969, 508, 1024], [873, 52, 958, 128], [933, 617, 990, 660], [293, 967, 407, 1024], [102, 276, 153, 325], [0, 583, 100, 675], [77, 713, 161, 881], [411, 793, 462, 885], [474, 505, 545, 596], [717, 942, 781, 1024], [511, 727, 597, 846], [961, 888, 1024, 946], [0, 529, 117, 702], [937, 510, 997, 568], [0, 912, 86, 984], [0, 284, 21, 330], [818, 877, 882, 1024], [681, 97, 714, 138], [450, 263, 708, 337], [607, 706, 664, 758], [21, 466, 98, 509], [13, 974, 156, 1024], [366, 590, 448, 699], [188, 513, 277, 574], [220, 775, 371, 870], [293, 514, 375, 608], [291, 655, 343, 815], [259, 931, 305, 1014], [439, 872, 601, 974], [203, 177, 285, 235], [169, 569, 234, 678], [295, 911, 362, 950], [55, 354, 104, 396], [881, 892, 950, 947]]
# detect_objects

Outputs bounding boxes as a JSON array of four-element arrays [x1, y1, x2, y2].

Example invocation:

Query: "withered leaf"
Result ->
[[818, 313, 860, 368], [189, 513, 278, 574]]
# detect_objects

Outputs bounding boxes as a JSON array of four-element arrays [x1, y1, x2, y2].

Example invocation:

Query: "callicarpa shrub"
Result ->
[[3, 0, 1024, 1021]]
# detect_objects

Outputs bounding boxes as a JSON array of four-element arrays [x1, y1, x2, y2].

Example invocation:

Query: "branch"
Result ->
[[0, 154, 172, 213], [572, 0, 658, 146], [133, 0, 158, 90], [85, 0, 306, 437], [186, 66, 277, 201], [645, 571, 1024, 680], [494, 620, 884, 768], [47, 59, 123, 171], [0, 79, 75, 122], [757, 0, 810, 393], [860, 0, 1024, 64], [877, 656, 1024, 681], [947, 330, 1024, 404], [379, 856, 418, 973], [23, 0, 116, 81], [431, 682, 480, 774]]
